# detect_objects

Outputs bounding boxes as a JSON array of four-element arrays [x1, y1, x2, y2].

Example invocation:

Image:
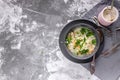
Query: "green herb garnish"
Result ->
[[80, 49, 89, 55], [92, 39, 96, 45], [80, 27, 89, 34], [80, 28, 86, 34], [86, 31, 94, 37], [80, 38, 86, 49], [66, 36, 72, 45], [75, 39, 81, 46], [80, 27, 94, 37]]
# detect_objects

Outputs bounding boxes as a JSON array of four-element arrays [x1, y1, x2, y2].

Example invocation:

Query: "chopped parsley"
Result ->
[[80, 28, 87, 34], [80, 49, 89, 55], [86, 31, 94, 37], [80, 27, 94, 37], [66, 36, 72, 45], [92, 39, 96, 45], [75, 39, 81, 46], [80, 38, 86, 49]]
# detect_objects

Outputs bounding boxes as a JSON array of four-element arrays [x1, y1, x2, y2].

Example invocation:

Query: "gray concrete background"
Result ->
[[0, 0, 119, 80]]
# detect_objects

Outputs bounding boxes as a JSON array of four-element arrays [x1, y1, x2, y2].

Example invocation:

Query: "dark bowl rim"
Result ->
[[59, 19, 104, 63]]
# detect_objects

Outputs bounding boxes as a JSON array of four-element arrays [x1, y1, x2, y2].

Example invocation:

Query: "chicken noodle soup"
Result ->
[[66, 27, 96, 56]]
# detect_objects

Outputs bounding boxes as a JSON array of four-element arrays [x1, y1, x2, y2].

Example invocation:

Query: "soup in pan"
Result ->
[[65, 27, 96, 56]]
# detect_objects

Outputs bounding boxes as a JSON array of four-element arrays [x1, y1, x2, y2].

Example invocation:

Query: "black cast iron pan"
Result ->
[[59, 19, 104, 63]]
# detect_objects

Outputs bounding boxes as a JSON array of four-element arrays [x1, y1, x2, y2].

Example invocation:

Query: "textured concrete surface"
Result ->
[[0, 0, 106, 80]]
